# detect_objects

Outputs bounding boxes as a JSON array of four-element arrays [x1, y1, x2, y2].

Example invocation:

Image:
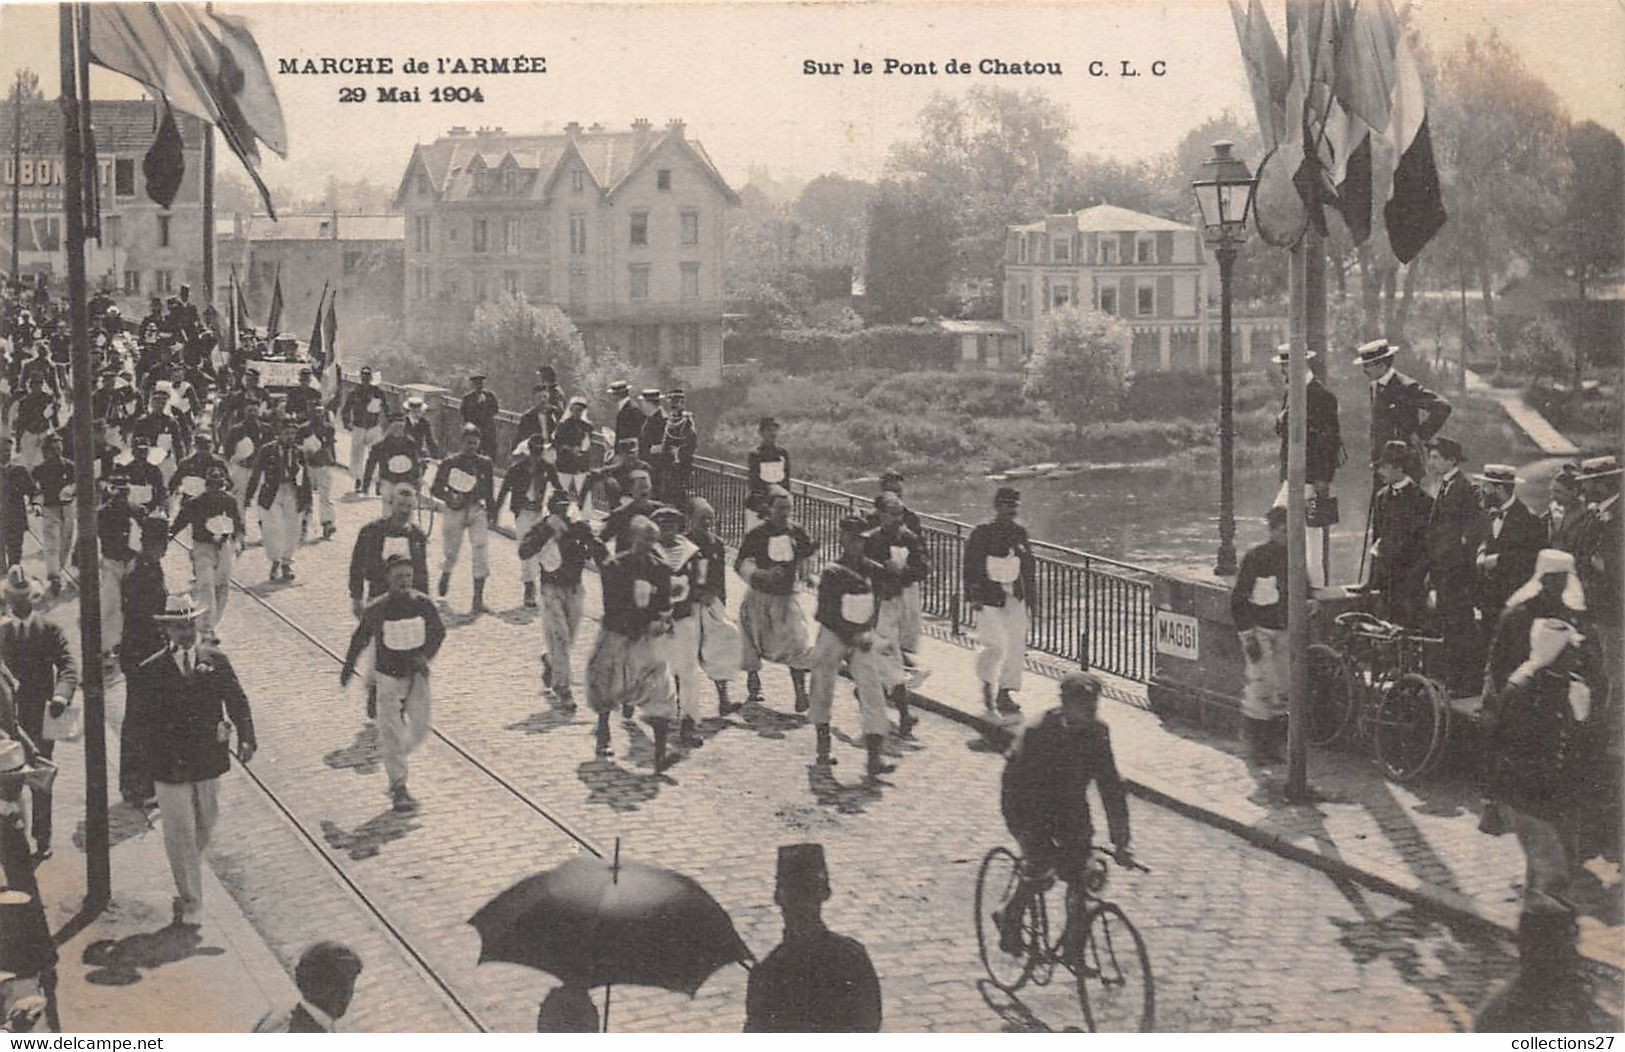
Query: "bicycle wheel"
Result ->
[[1306, 644, 1355, 747], [1373, 672, 1449, 782], [975, 847, 1036, 992], [1074, 901, 1154, 1032]]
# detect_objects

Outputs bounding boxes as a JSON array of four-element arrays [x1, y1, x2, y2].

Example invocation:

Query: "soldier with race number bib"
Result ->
[[430, 424, 495, 614], [170, 465, 245, 643], [341, 366, 389, 492]]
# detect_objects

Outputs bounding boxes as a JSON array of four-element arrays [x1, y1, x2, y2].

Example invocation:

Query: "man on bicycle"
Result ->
[[995, 671, 1132, 955]]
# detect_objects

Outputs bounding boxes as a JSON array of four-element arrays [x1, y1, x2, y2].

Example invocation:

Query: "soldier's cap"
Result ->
[[526, 434, 549, 451], [244, 367, 261, 377], [532, 382, 549, 393], [640, 388, 662, 401], [359, 366, 373, 375], [130, 432, 151, 446], [774, 843, 830, 905], [547, 489, 574, 508], [994, 486, 1021, 505], [607, 380, 630, 395], [651, 505, 686, 525], [1059, 671, 1102, 703], [665, 387, 685, 400], [139, 515, 172, 547], [1373, 439, 1411, 468], [461, 422, 481, 437], [1426, 436, 1465, 462], [1270, 343, 1318, 365], [1473, 464, 1518, 486], [383, 552, 414, 570], [194, 432, 213, 445], [1354, 338, 1397, 366], [880, 468, 905, 484], [614, 437, 639, 454], [538, 365, 557, 381], [1265, 505, 1288, 527], [839, 514, 869, 535], [1578, 455, 1622, 480], [298, 367, 312, 377], [568, 394, 588, 407], [105, 468, 131, 486], [386, 410, 406, 422], [295, 942, 363, 1000], [1553, 462, 1581, 486], [204, 463, 229, 481], [758, 416, 780, 430], [470, 372, 487, 382]]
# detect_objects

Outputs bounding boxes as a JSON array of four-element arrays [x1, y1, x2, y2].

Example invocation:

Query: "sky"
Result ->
[[1, 0, 1621, 198]]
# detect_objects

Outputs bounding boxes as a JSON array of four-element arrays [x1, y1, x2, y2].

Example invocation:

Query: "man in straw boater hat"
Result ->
[[1473, 463, 1546, 642], [29, 434, 75, 597], [0, 567, 77, 863], [131, 594, 257, 928], [735, 486, 818, 713], [340, 552, 445, 814], [1573, 454, 1622, 712], [585, 515, 679, 770], [518, 489, 605, 709], [0, 736, 58, 1034], [1356, 337, 1452, 481], [1424, 435, 1486, 695], [1271, 343, 1342, 506], [1362, 439, 1433, 630], [963, 486, 1036, 722], [744, 843, 882, 1033]]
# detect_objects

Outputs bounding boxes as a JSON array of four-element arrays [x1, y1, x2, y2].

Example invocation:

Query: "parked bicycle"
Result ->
[[1306, 609, 1453, 781], [974, 844, 1153, 1032]]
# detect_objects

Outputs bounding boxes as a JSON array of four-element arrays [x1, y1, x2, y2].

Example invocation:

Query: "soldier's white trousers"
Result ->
[[40, 504, 74, 581], [261, 486, 302, 566], [975, 601, 1028, 692], [190, 540, 234, 638], [375, 670, 432, 788], [441, 506, 489, 578]]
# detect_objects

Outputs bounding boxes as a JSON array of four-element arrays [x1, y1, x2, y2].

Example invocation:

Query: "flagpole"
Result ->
[[1285, 216, 1322, 802], [9, 70, 21, 279], [203, 125, 215, 309], [61, 0, 111, 907]]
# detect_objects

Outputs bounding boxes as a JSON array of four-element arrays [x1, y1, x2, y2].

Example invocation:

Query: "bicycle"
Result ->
[[974, 844, 1153, 1032], [1305, 609, 1451, 782]]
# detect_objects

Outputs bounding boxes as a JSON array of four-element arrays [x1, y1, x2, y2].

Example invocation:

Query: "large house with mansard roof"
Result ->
[[395, 118, 739, 387], [1001, 203, 1286, 374]]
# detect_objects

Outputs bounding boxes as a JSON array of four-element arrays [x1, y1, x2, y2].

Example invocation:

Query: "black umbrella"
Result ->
[[470, 842, 751, 1000]]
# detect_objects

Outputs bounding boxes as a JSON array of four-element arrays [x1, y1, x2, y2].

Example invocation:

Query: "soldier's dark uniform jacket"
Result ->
[[743, 928, 882, 1032], [349, 519, 430, 603], [519, 518, 603, 589], [1368, 475, 1432, 629], [363, 433, 424, 492], [341, 382, 389, 431], [862, 523, 929, 601], [963, 519, 1036, 608]]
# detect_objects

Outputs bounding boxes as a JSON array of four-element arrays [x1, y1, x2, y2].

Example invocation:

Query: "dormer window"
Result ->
[[415, 173, 429, 196], [1137, 236, 1155, 263], [657, 169, 672, 191], [1053, 238, 1070, 262], [474, 170, 490, 194], [572, 169, 584, 192], [503, 170, 517, 195]]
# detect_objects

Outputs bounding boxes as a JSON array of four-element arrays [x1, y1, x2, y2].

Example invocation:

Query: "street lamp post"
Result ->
[[1192, 141, 1256, 578]]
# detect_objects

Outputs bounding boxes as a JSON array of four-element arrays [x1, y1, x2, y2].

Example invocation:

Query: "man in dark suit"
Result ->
[[459, 374, 499, 469], [1574, 455, 1622, 713], [1474, 464, 1546, 642], [636, 388, 667, 470], [608, 380, 643, 458], [1273, 345, 1342, 499], [0, 568, 77, 862], [131, 595, 256, 928], [1424, 437, 1483, 694], [1365, 441, 1433, 630], [1541, 463, 1586, 552], [1358, 339, 1451, 480]]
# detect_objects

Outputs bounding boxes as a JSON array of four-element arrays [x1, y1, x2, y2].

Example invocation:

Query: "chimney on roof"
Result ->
[[666, 118, 685, 140], [588, 122, 604, 133], [564, 121, 581, 138], [631, 117, 652, 151], [447, 125, 470, 137]]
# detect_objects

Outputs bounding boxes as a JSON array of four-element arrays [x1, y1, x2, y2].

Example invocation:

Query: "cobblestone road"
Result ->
[[152, 477, 1595, 1032]]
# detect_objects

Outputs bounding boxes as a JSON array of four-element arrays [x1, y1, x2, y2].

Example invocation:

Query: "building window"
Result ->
[[472, 218, 488, 253], [1137, 237, 1154, 264], [656, 169, 672, 191], [1040, 278, 1050, 313], [416, 172, 430, 196], [569, 213, 587, 255], [474, 170, 490, 194], [629, 264, 650, 301], [571, 169, 584, 192], [629, 324, 660, 365], [474, 274, 488, 302], [976, 335, 990, 362], [674, 323, 701, 365], [101, 215, 122, 248], [114, 159, 136, 197], [1100, 240, 1117, 265], [1017, 237, 1028, 264], [630, 211, 649, 246], [1100, 286, 1117, 315], [680, 210, 699, 245], [503, 170, 517, 195], [529, 268, 550, 301], [1018, 283, 1028, 313], [680, 262, 699, 300], [154, 269, 173, 294], [1053, 283, 1071, 309], [504, 270, 520, 296], [123, 270, 141, 295], [1053, 238, 1070, 262], [503, 217, 521, 254], [568, 265, 587, 304], [1137, 283, 1155, 316], [157, 213, 171, 248], [415, 266, 432, 300], [413, 215, 431, 253]]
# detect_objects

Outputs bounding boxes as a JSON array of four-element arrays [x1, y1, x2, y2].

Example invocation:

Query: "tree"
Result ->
[[1553, 121, 1624, 300], [6, 68, 41, 104], [466, 296, 630, 409], [863, 179, 955, 322], [1023, 306, 1129, 432], [793, 174, 874, 270]]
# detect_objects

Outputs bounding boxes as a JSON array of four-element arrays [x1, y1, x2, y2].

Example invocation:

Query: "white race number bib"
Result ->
[[180, 475, 206, 498], [367, 399, 382, 414], [1250, 576, 1281, 606], [382, 616, 426, 651], [841, 592, 875, 624], [758, 460, 785, 484], [381, 535, 411, 561], [205, 514, 234, 540], [986, 554, 1021, 584], [766, 534, 794, 564], [538, 539, 563, 574], [633, 579, 654, 609], [387, 455, 414, 475], [448, 468, 476, 494], [128, 484, 153, 506]]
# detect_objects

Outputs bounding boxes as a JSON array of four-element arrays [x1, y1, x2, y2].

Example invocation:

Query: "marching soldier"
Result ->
[[128, 387, 185, 484], [30, 434, 76, 595], [94, 469, 143, 666], [120, 433, 168, 516], [8, 373, 53, 469], [686, 497, 741, 716], [246, 416, 312, 583], [401, 396, 440, 464], [0, 438, 32, 571], [652, 505, 715, 746], [349, 481, 432, 617], [118, 515, 171, 808], [1357, 338, 1451, 479], [214, 367, 268, 446], [964, 487, 1036, 721], [1364, 440, 1432, 629], [736, 486, 818, 712], [1474, 464, 1546, 642], [1231, 506, 1291, 763], [169, 432, 229, 516], [362, 412, 423, 497], [131, 595, 256, 928], [1542, 463, 1586, 552], [585, 516, 677, 769], [865, 491, 930, 733], [459, 374, 499, 468], [430, 424, 495, 613], [745, 417, 790, 534], [340, 553, 445, 813], [301, 404, 340, 541], [170, 465, 245, 644], [553, 396, 595, 502], [496, 435, 562, 609], [518, 490, 604, 708], [340, 366, 389, 492], [224, 401, 272, 525], [599, 461, 662, 554], [655, 388, 698, 507], [1272, 345, 1342, 501], [744, 844, 882, 1033], [285, 366, 322, 420], [809, 516, 895, 779], [1424, 437, 1483, 695]]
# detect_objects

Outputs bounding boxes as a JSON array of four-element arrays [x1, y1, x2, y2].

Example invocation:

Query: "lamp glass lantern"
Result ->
[[1192, 141, 1257, 247]]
